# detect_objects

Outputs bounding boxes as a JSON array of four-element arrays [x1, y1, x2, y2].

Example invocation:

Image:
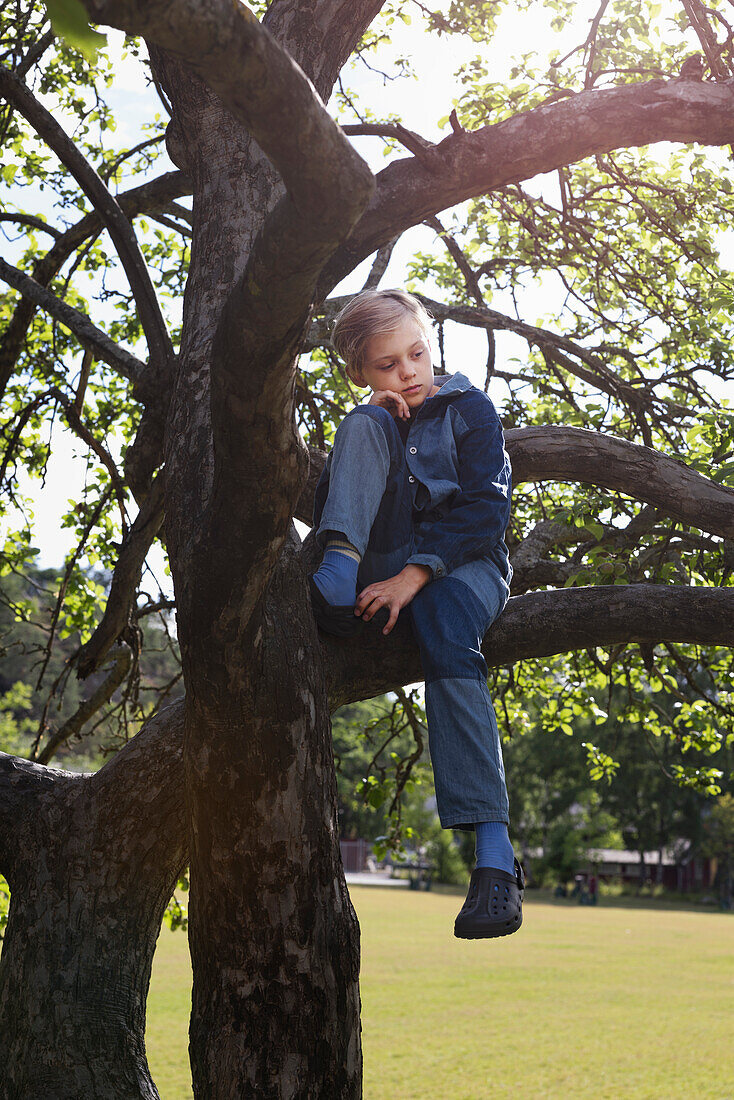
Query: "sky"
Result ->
[[0, 0, 712, 589]]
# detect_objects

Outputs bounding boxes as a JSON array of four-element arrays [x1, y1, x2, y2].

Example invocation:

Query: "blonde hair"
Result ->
[[332, 289, 433, 382]]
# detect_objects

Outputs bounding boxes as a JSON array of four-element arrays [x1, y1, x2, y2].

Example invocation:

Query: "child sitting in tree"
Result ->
[[310, 289, 523, 939]]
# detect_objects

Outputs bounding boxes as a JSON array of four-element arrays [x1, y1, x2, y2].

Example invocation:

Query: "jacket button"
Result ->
[[408, 475, 415, 483], [409, 446, 417, 454]]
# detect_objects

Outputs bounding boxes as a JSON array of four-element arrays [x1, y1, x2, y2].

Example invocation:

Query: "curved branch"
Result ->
[[327, 584, 734, 706], [35, 644, 133, 764], [342, 121, 437, 162], [0, 66, 175, 381], [0, 257, 151, 395], [509, 506, 664, 594], [0, 212, 61, 238], [75, 472, 166, 680], [319, 78, 734, 293], [507, 426, 734, 540], [0, 170, 189, 401]]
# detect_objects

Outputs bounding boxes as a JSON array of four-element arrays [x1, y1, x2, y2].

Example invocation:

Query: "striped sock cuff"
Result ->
[[325, 538, 361, 564]]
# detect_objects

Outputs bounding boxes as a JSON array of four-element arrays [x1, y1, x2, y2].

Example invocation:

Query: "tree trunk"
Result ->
[[148, 10, 378, 1090], [0, 705, 186, 1099], [183, 539, 362, 1098]]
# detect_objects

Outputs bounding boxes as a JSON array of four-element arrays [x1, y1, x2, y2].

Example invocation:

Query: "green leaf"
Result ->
[[44, 0, 107, 62], [713, 460, 734, 484]]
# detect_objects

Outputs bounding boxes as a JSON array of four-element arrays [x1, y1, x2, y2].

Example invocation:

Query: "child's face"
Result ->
[[355, 314, 437, 411]]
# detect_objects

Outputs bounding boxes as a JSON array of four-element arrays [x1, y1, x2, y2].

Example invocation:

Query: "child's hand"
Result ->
[[368, 389, 411, 420], [355, 565, 432, 635]]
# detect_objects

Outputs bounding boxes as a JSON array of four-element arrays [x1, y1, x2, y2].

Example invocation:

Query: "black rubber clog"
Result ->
[[454, 858, 524, 940]]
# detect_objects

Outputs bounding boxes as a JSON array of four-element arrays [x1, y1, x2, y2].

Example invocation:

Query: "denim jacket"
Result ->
[[314, 370, 512, 585], [401, 372, 512, 583]]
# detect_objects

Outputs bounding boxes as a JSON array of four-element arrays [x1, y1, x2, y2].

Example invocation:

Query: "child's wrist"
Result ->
[[401, 563, 432, 589]]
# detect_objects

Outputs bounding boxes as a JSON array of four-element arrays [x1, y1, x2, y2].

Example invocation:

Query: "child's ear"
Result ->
[[352, 371, 366, 387]]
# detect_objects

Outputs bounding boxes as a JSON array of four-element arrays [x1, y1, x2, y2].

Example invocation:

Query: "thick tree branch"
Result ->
[[0, 66, 175, 382], [85, 699, 185, 829], [0, 755, 72, 879], [508, 426, 734, 541], [263, 1, 388, 101], [318, 78, 734, 293], [0, 702, 186, 1093], [0, 699, 185, 880], [135, 3, 386, 607], [0, 257, 151, 396], [0, 170, 189, 401], [327, 584, 734, 706]]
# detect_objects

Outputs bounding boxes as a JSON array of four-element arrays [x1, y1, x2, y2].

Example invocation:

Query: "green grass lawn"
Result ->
[[146, 888, 734, 1099]]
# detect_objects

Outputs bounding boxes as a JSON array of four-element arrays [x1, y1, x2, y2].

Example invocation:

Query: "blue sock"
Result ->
[[312, 536, 360, 606], [475, 822, 515, 874]]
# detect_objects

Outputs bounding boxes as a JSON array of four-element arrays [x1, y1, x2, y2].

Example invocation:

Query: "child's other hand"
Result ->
[[368, 389, 410, 420], [355, 565, 431, 635]]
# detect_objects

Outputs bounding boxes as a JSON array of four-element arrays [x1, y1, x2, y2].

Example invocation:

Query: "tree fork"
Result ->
[[0, 705, 186, 1099]]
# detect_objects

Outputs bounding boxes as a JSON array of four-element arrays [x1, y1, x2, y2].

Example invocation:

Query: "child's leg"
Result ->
[[409, 563, 513, 869], [312, 406, 413, 605], [411, 564, 524, 939]]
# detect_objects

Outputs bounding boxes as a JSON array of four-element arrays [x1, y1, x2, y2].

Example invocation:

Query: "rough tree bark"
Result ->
[[0, 705, 186, 1098]]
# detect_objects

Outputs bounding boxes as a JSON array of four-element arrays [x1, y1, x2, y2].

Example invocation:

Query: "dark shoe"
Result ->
[[308, 575, 364, 638], [454, 858, 524, 939]]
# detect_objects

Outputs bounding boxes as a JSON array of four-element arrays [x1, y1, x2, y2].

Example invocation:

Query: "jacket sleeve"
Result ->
[[406, 396, 512, 578]]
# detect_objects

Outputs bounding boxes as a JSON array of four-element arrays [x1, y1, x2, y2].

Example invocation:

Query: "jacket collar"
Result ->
[[429, 371, 473, 400]]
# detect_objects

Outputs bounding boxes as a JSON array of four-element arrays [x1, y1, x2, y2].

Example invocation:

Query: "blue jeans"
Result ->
[[314, 405, 511, 830]]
